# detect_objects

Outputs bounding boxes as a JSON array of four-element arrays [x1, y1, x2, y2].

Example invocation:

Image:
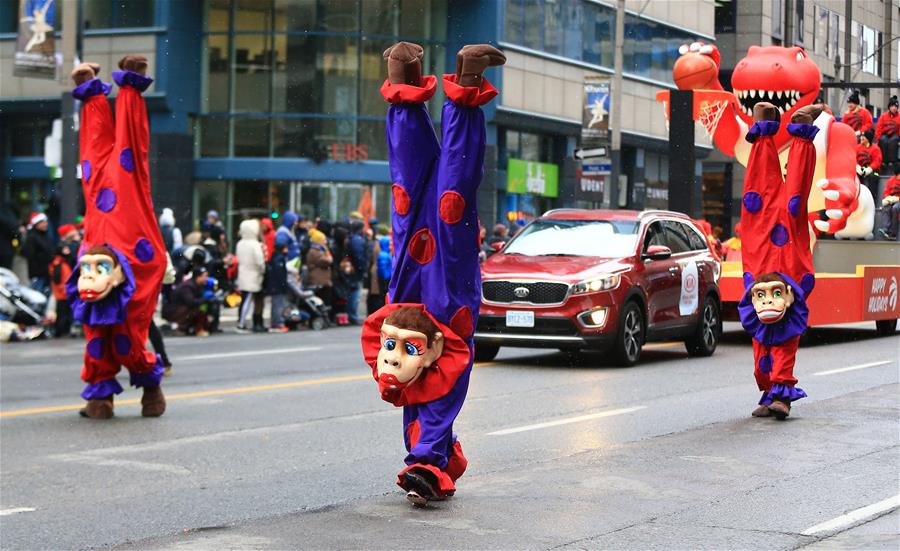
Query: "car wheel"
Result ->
[[875, 319, 898, 336], [685, 295, 721, 357], [613, 301, 643, 366], [474, 343, 500, 362]]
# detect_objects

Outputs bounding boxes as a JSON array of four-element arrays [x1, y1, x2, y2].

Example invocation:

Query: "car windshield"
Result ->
[[502, 219, 640, 258]]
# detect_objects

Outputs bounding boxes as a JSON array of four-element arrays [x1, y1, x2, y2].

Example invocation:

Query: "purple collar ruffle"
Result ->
[[738, 272, 809, 345], [745, 120, 780, 143], [786, 123, 819, 141], [112, 70, 153, 92], [72, 78, 111, 101], [66, 244, 136, 326], [759, 383, 807, 405]]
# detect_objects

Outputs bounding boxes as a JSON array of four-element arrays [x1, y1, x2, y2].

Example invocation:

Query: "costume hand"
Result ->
[[863, 167, 873, 176], [856, 165, 865, 176], [888, 196, 900, 204], [812, 178, 856, 234]]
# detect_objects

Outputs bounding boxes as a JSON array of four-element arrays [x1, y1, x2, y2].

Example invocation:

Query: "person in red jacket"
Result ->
[[843, 90, 874, 135], [857, 129, 883, 199], [876, 96, 899, 171], [878, 165, 900, 240]]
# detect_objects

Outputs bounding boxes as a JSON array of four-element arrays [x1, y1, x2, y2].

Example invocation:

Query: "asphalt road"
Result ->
[[1, 321, 898, 550]]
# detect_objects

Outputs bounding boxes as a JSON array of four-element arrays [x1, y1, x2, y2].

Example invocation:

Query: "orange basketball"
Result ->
[[673, 53, 719, 90]]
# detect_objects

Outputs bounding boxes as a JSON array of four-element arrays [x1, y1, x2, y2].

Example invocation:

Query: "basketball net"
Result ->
[[659, 90, 733, 144]]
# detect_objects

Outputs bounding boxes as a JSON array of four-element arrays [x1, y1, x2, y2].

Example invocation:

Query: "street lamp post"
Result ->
[[59, 0, 83, 225], [608, 0, 625, 210]]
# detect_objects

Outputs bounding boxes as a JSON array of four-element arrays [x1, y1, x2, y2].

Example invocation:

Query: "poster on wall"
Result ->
[[581, 75, 611, 149], [13, 0, 57, 79], [507, 158, 559, 198]]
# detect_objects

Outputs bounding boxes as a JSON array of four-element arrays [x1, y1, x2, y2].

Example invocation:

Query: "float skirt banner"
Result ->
[[14, 0, 57, 79]]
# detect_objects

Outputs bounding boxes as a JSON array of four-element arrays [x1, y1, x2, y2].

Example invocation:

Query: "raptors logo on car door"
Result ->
[[679, 260, 699, 316]]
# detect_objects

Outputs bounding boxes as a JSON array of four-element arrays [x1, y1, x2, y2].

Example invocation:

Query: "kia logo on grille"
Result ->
[[513, 286, 530, 299]]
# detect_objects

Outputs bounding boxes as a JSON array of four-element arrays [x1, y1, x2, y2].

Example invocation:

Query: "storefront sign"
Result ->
[[575, 168, 605, 202], [507, 158, 558, 198], [582, 76, 611, 148], [13, 0, 57, 79], [862, 266, 900, 320], [329, 143, 369, 162]]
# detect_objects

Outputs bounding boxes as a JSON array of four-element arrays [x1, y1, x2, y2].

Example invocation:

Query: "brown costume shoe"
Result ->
[[79, 396, 114, 419], [753, 101, 779, 122], [383, 42, 423, 86], [791, 104, 824, 125], [118, 55, 148, 75], [751, 404, 771, 417], [71, 62, 100, 86], [456, 44, 507, 87], [141, 385, 166, 417], [768, 399, 791, 420]]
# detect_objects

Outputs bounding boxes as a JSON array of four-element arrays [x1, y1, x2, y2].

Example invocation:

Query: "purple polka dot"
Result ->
[[743, 191, 763, 214], [87, 337, 105, 360], [96, 188, 117, 213], [114, 334, 132, 356], [120, 148, 134, 172], [787, 195, 801, 217], [800, 273, 816, 294], [770, 224, 789, 247], [82, 160, 92, 183], [743, 272, 755, 289], [758, 354, 773, 374], [134, 238, 154, 262]]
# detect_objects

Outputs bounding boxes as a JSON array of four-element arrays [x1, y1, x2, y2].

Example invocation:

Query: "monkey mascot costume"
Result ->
[[361, 42, 505, 506], [739, 101, 822, 420], [67, 56, 166, 419]]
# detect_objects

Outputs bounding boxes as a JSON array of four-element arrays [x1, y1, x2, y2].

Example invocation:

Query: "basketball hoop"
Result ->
[[656, 90, 735, 143]]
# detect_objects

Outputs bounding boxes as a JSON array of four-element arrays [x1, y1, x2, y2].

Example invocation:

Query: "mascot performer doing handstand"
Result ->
[[361, 41, 505, 506], [68, 56, 166, 419], [739, 100, 822, 420]]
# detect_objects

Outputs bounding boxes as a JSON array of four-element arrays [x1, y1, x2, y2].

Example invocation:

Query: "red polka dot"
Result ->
[[408, 228, 435, 264], [449, 306, 474, 339], [392, 184, 410, 216], [439, 191, 466, 224]]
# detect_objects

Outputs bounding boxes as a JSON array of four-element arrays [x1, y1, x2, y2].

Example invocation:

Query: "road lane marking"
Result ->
[[177, 346, 322, 361], [52, 455, 192, 475], [0, 361, 497, 418], [486, 406, 646, 436], [0, 507, 36, 516], [801, 494, 900, 536], [813, 360, 894, 377]]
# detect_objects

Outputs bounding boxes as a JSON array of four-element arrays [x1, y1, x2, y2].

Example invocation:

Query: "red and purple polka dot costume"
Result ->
[[67, 71, 166, 399], [738, 120, 818, 405], [361, 74, 497, 496]]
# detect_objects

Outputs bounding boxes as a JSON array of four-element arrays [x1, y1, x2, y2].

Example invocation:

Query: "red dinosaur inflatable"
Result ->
[[673, 43, 875, 239]]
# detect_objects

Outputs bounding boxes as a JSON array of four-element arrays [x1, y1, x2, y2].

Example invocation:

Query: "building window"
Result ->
[[860, 25, 877, 75], [714, 0, 735, 34], [793, 0, 804, 45], [502, 0, 703, 84], [771, 0, 783, 39], [813, 6, 827, 56], [83, 0, 155, 29], [200, 0, 447, 160]]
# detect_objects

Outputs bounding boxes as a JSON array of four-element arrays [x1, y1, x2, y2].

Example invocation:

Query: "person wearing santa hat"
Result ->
[[20, 212, 55, 296]]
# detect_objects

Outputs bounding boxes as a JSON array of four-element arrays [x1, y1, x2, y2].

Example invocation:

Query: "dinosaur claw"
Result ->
[[813, 220, 830, 232], [815, 179, 829, 189], [823, 190, 840, 201], [825, 209, 844, 219]]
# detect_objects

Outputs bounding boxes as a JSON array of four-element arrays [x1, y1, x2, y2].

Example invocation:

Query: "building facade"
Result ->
[[3, 0, 895, 239]]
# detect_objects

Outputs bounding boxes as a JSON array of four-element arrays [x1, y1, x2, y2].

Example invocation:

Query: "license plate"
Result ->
[[506, 310, 535, 328]]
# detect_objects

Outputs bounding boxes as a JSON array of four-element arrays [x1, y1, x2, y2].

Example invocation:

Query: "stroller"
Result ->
[[0, 268, 48, 340], [283, 283, 331, 331]]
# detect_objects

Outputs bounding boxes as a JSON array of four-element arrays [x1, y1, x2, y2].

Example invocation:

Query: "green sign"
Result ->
[[507, 158, 559, 198]]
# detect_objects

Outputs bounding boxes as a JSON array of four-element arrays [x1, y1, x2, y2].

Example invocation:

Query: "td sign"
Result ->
[[507, 159, 559, 198]]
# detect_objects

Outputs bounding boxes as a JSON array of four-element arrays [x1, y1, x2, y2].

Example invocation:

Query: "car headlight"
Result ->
[[571, 274, 620, 295]]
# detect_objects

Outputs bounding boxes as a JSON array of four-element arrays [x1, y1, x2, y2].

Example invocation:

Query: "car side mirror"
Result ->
[[642, 245, 672, 261]]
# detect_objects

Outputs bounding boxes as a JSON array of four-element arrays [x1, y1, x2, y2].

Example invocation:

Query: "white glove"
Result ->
[[888, 196, 900, 205], [856, 165, 865, 176], [864, 167, 873, 176]]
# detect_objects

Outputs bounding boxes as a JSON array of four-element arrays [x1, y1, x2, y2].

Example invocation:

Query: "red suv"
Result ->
[[476, 209, 722, 365]]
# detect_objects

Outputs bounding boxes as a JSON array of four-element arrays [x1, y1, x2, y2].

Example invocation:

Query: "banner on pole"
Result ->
[[14, 0, 57, 80], [581, 75, 611, 149]]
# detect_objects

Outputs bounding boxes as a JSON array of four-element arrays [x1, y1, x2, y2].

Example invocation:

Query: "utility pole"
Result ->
[[608, 0, 625, 209], [843, 0, 852, 84], [59, 0, 83, 225]]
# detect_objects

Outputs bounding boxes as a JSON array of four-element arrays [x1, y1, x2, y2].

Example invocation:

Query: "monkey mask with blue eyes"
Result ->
[[750, 273, 795, 324], [376, 307, 444, 400], [77, 245, 126, 303]]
